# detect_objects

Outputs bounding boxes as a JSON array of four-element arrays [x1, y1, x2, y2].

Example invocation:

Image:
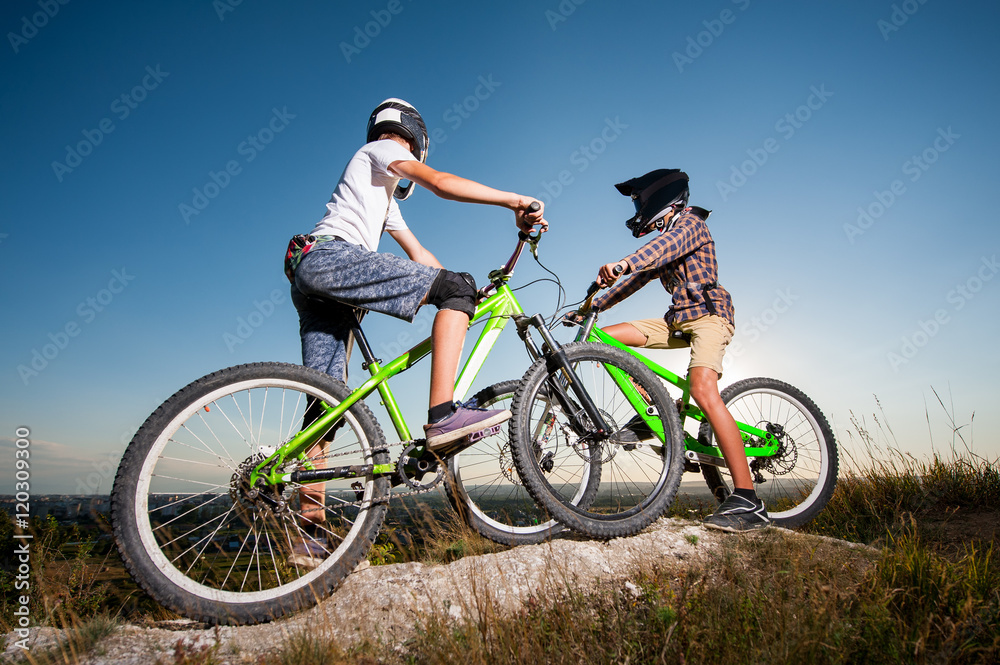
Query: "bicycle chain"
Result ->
[[283, 438, 446, 510]]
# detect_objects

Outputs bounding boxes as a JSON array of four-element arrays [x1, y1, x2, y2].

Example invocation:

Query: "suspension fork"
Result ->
[[516, 313, 611, 438]]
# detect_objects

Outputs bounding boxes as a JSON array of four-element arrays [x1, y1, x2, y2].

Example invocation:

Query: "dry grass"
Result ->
[[5, 390, 999, 664]]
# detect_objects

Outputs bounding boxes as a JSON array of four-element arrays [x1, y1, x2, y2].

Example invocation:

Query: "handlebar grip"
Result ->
[[519, 202, 543, 242], [586, 281, 600, 298], [516, 202, 543, 242]]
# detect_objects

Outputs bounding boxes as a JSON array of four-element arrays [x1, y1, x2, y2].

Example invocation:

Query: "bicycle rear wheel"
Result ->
[[699, 377, 838, 528], [446, 381, 587, 546], [111, 362, 389, 625], [510, 343, 685, 539]]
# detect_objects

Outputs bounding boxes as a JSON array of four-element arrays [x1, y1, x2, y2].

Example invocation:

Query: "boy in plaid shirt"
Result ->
[[591, 169, 769, 532]]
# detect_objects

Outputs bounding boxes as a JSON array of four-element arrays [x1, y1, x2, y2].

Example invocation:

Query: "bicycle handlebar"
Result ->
[[579, 262, 624, 313], [481, 201, 544, 296]]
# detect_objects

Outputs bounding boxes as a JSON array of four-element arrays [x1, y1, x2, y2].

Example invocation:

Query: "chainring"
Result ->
[[396, 442, 445, 491]]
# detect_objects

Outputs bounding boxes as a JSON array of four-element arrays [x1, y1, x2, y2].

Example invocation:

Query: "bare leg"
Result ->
[[602, 322, 648, 347], [688, 366, 753, 490], [298, 441, 327, 529], [429, 309, 469, 407], [602, 323, 753, 490]]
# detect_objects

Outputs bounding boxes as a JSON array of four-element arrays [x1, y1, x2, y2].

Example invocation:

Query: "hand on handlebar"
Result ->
[[596, 260, 628, 288], [515, 199, 547, 235], [561, 309, 585, 327], [566, 280, 604, 326]]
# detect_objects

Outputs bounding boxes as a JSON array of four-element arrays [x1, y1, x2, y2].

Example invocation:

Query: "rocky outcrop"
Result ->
[[1, 518, 756, 664]]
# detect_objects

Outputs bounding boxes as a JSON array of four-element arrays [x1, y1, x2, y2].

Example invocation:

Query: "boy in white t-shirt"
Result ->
[[285, 99, 546, 564]]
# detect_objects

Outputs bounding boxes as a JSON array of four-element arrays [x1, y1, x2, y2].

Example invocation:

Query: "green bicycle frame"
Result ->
[[250, 281, 528, 488], [581, 325, 780, 462]]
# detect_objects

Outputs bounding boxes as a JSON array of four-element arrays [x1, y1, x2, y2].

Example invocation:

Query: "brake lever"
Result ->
[[520, 201, 543, 258]]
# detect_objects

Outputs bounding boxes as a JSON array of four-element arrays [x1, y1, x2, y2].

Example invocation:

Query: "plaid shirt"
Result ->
[[592, 208, 735, 326]]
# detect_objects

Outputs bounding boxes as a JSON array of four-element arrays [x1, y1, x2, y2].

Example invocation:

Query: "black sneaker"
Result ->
[[702, 493, 770, 532]]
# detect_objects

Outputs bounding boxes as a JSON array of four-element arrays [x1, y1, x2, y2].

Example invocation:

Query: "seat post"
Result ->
[[349, 309, 381, 371]]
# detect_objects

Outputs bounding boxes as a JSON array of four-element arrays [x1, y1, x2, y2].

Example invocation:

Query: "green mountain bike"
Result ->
[[110, 222, 679, 625], [507, 282, 838, 539]]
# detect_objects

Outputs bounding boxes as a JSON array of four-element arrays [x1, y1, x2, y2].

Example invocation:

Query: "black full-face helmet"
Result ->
[[366, 98, 429, 200], [615, 169, 689, 238]]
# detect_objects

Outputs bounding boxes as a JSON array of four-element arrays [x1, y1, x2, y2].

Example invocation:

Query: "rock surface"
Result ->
[[3, 518, 845, 664]]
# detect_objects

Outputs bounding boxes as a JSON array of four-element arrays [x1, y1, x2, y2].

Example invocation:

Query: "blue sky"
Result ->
[[2, 0, 998, 494]]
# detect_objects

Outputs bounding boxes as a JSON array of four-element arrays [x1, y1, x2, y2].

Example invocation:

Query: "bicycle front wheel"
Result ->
[[445, 381, 578, 546], [111, 362, 389, 625], [699, 377, 838, 528], [510, 343, 685, 540]]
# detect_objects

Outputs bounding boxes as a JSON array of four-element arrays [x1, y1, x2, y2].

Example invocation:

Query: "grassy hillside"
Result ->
[[2, 413, 997, 664]]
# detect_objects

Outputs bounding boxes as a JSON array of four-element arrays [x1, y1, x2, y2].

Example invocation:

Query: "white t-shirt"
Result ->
[[311, 140, 417, 251]]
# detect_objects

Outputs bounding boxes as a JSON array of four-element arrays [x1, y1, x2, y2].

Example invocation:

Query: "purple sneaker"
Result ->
[[424, 403, 511, 453]]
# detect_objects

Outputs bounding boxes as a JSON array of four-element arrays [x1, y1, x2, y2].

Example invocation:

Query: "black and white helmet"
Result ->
[[366, 98, 429, 200], [615, 169, 689, 238]]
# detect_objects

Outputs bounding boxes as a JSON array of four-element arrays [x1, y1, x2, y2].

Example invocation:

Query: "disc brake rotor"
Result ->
[[573, 410, 618, 463], [498, 441, 521, 485], [754, 422, 798, 477]]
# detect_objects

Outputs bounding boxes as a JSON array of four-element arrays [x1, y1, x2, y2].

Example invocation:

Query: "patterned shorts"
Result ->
[[291, 240, 440, 381]]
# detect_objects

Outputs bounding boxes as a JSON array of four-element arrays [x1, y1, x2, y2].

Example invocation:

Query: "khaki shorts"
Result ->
[[627, 315, 734, 376]]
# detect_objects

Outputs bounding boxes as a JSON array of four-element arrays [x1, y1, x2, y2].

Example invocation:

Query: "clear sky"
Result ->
[[2, 0, 998, 494]]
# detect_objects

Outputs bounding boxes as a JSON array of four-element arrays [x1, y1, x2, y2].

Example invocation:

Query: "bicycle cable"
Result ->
[[519, 243, 574, 329]]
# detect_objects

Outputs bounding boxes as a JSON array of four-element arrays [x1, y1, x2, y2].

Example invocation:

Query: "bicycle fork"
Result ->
[[514, 313, 612, 439]]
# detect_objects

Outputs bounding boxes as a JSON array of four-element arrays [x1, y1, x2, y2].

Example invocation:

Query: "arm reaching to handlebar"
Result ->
[[389, 159, 547, 234]]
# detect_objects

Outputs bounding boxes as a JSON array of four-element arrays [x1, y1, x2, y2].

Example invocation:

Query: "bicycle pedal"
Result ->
[[467, 424, 502, 443]]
